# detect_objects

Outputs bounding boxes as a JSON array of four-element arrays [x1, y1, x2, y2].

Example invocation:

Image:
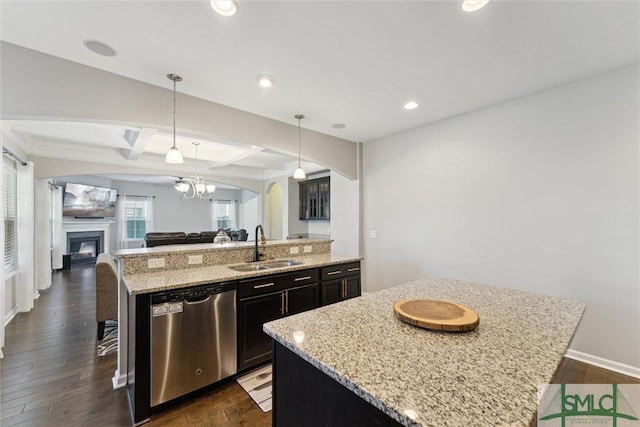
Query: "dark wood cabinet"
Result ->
[[238, 291, 284, 371], [299, 177, 330, 220], [237, 269, 319, 371], [320, 262, 361, 306], [273, 342, 403, 427]]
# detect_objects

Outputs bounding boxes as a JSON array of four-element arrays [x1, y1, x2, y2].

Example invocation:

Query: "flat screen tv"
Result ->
[[63, 183, 117, 218]]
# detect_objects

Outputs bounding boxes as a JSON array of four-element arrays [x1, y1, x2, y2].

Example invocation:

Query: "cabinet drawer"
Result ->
[[320, 262, 361, 281], [238, 268, 319, 299], [279, 269, 319, 288]]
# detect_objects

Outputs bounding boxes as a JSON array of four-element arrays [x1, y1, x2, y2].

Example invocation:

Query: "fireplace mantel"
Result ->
[[62, 221, 111, 255]]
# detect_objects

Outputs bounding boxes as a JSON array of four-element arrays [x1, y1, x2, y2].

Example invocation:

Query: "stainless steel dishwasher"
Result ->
[[150, 281, 237, 407]]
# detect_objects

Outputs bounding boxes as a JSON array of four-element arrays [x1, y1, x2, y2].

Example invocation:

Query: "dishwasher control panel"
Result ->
[[152, 303, 183, 317]]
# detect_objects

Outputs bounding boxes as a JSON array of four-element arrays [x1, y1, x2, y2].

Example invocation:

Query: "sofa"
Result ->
[[95, 253, 118, 340], [144, 229, 248, 247]]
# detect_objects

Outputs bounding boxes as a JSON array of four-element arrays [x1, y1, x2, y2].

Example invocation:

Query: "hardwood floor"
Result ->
[[1, 266, 637, 426], [0, 266, 269, 426]]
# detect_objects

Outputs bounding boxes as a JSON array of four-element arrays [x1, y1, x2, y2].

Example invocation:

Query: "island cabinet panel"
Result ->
[[273, 342, 403, 427], [237, 269, 319, 372], [320, 261, 361, 306], [127, 292, 152, 425]]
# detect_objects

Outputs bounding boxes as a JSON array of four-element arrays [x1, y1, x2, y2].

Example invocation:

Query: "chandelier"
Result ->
[[174, 142, 216, 199]]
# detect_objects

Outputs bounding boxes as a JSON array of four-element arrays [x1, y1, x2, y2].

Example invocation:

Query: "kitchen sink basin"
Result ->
[[228, 264, 269, 272], [261, 259, 304, 268], [228, 259, 304, 272]]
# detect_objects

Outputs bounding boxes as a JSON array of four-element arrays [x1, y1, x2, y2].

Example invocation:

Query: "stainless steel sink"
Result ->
[[228, 264, 269, 272], [228, 259, 304, 272], [261, 259, 304, 268]]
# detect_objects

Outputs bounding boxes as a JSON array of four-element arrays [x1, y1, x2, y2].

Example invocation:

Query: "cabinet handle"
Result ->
[[254, 282, 275, 289], [280, 292, 285, 315], [294, 276, 312, 281], [327, 270, 342, 276], [285, 290, 289, 313], [347, 267, 360, 272], [343, 279, 347, 298]]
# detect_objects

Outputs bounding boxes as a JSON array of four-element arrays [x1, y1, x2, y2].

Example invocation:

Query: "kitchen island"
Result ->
[[264, 277, 585, 427], [113, 238, 362, 424]]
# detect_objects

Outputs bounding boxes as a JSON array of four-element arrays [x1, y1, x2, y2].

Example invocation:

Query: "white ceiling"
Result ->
[[0, 0, 638, 186]]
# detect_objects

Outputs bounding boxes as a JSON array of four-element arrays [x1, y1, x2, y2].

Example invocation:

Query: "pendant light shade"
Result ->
[[166, 146, 183, 164], [293, 166, 306, 180], [293, 114, 306, 180], [165, 73, 184, 164]]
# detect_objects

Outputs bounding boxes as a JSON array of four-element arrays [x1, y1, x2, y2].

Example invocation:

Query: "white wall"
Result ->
[[113, 180, 246, 231], [287, 177, 307, 236], [239, 191, 259, 242], [330, 170, 360, 256], [266, 183, 284, 240], [363, 65, 639, 369]]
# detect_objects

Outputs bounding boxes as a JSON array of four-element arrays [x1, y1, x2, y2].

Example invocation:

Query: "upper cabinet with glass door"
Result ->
[[299, 177, 330, 220]]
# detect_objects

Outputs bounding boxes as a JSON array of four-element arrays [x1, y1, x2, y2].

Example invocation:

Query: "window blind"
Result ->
[[4, 159, 17, 272]]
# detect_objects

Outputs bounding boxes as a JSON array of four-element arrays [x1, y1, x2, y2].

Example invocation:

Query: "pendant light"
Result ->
[[293, 114, 306, 180], [165, 73, 184, 164]]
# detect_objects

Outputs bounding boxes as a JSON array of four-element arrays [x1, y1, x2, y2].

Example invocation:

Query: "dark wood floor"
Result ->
[[0, 266, 269, 426], [1, 266, 637, 426]]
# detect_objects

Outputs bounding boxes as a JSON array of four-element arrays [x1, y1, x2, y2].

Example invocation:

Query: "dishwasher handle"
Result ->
[[184, 294, 212, 304]]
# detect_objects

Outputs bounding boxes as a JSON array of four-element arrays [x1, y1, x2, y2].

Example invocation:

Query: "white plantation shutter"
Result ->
[[3, 158, 17, 273]]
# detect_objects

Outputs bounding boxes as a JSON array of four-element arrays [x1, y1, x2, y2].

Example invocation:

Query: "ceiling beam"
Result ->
[[207, 146, 266, 170], [123, 127, 156, 160]]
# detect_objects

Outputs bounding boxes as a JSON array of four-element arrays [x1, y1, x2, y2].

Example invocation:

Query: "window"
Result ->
[[213, 200, 236, 230], [124, 197, 150, 240], [4, 159, 17, 273]]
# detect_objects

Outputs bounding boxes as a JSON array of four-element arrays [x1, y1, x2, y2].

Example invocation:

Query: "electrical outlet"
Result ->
[[148, 258, 165, 269], [303, 245, 312, 253], [369, 230, 377, 239], [289, 247, 299, 254], [188, 255, 203, 265]]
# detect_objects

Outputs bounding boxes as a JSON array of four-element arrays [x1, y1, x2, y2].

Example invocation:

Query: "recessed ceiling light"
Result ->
[[83, 40, 116, 57], [331, 123, 346, 129], [210, 0, 238, 16], [461, 0, 491, 12], [403, 101, 419, 110], [255, 74, 275, 88]]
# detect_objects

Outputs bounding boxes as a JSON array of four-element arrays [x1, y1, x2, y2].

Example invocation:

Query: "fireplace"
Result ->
[[66, 230, 104, 267]]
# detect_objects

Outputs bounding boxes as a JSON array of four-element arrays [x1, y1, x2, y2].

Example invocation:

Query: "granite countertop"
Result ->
[[263, 277, 585, 427], [122, 253, 362, 295], [113, 238, 329, 259]]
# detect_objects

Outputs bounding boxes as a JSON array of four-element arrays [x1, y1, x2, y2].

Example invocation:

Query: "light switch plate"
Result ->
[[303, 245, 312, 253], [188, 255, 203, 265], [369, 230, 377, 239], [148, 258, 165, 269], [289, 247, 299, 254]]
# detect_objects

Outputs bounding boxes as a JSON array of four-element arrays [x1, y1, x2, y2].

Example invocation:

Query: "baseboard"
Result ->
[[565, 349, 640, 379], [112, 369, 127, 389], [4, 306, 18, 327]]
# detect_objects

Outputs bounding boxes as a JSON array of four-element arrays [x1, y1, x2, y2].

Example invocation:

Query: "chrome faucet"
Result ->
[[253, 225, 267, 262]]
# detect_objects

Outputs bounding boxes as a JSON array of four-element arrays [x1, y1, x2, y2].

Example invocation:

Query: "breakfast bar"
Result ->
[[264, 278, 585, 427]]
